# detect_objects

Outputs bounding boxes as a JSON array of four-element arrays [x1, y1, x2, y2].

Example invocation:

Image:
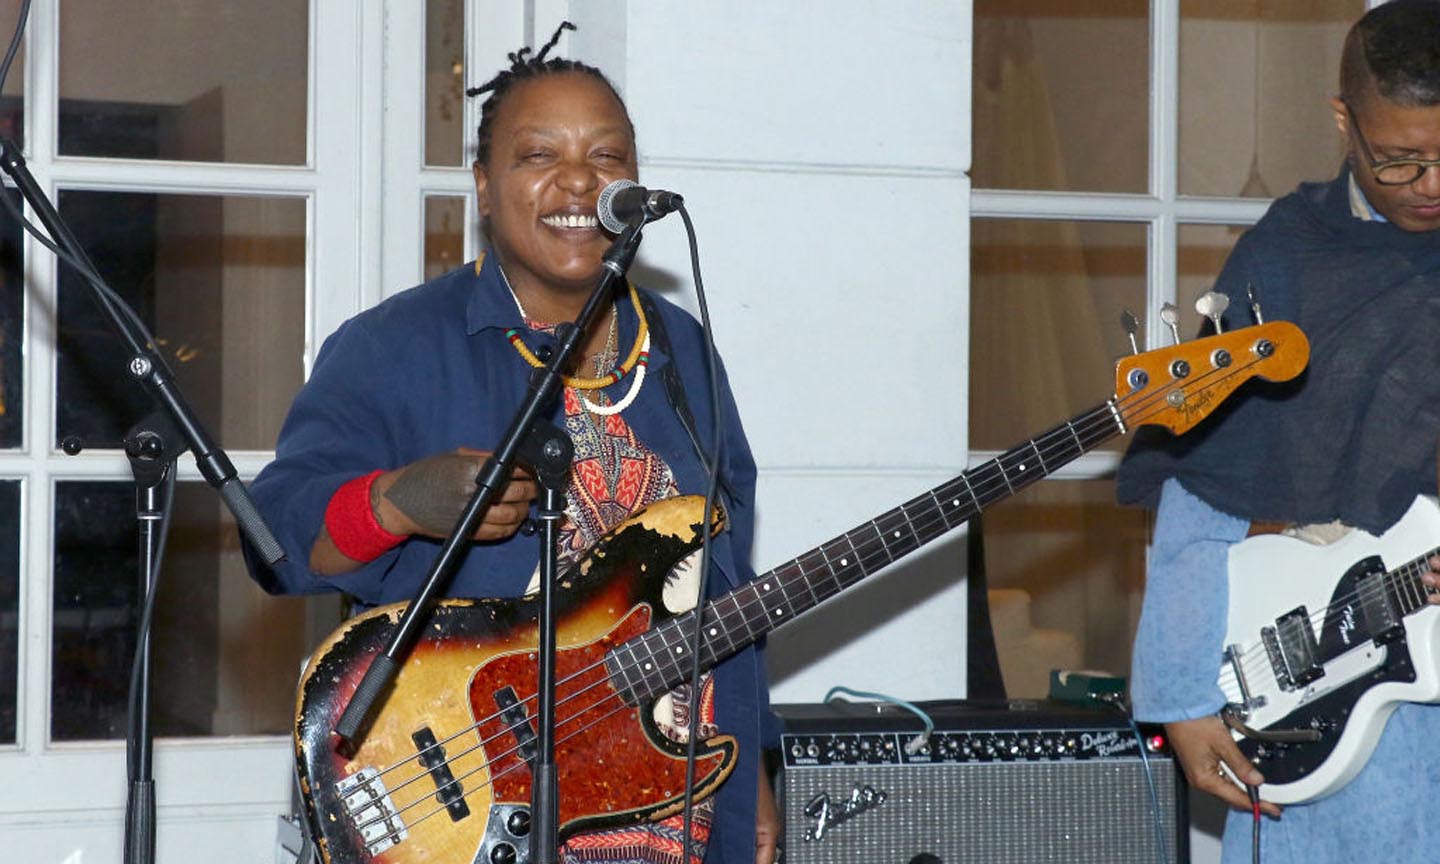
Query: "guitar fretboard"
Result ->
[[1381, 545, 1440, 619], [605, 399, 1129, 703]]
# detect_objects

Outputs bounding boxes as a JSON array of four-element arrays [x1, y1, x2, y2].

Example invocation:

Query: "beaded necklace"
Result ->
[[497, 257, 651, 413]]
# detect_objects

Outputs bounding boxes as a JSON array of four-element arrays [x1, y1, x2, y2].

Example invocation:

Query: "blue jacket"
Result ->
[[245, 253, 769, 863]]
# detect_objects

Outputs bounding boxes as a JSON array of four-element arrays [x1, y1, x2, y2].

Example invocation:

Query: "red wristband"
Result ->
[[324, 470, 406, 562]]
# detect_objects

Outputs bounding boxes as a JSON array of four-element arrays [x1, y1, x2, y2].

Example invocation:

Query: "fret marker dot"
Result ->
[[893, 530, 901, 539], [952, 500, 960, 507], [674, 646, 685, 654], [644, 663, 653, 671], [773, 608, 784, 616], [1017, 463, 1026, 471], [840, 558, 849, 566], [709, 628, 718, 636], [762, 582, 772, 592]]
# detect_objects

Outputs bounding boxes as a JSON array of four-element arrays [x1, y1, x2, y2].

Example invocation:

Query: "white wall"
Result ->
[[567, 1, 975, 705]]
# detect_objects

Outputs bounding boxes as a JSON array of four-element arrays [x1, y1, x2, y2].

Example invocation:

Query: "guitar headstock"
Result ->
[[1113, 320, 1309, 435]]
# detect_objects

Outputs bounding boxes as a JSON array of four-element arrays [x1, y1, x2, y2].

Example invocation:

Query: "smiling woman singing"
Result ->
[[245, 22, 778, 864]]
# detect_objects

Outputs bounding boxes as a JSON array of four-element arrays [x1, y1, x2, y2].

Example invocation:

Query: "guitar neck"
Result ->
[[614, 399, 1128, 702], [1386, 544, 1440, 619]]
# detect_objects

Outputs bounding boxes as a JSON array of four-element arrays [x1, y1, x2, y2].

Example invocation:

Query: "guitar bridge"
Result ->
[[1263, 606, 1323, 691], [1223, 644, 1265, 713], [336, 767, 408, 855]]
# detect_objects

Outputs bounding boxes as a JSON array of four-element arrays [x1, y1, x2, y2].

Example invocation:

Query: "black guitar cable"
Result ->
[[1247, 782, 1263, 864]]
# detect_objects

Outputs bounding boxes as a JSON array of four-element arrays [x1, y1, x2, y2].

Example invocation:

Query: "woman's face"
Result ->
[[474, 72, 638, 299]]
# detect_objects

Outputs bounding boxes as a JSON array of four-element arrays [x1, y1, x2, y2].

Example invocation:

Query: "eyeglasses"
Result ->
[[1346, 103, 1440, 186]]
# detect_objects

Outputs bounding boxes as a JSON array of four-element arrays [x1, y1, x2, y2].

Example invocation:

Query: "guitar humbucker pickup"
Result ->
[[1357, 569, 1405, 645], [1263, 606, 1323, 691]]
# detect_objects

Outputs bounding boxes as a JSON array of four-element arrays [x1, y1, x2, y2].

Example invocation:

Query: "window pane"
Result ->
[[0, 479, 18, 744], [424, 195, 466, 280], [0, 1, 22, 147], [58, 1, 308, 164], [969, 218, 1146, 451], [52, 480, 344, 741], [426, 0, 466, 167], [973, 0, 1149, 193], [1180, 1, 1362, 198], [983, 479, 1148, 698], [1178, 222, 1249, 338], [55, 190, 305, 451], [0, 188, 21, 449]]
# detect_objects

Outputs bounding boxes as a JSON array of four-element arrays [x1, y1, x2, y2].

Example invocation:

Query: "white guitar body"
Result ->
[[1220, 495, 1440, 804]]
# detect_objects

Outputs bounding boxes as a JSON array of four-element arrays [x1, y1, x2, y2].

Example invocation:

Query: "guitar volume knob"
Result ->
[[490, 842, 518, 864]]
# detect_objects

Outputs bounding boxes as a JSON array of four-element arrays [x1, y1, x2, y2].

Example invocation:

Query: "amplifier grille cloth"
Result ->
[[782, 759, 1180, 864]]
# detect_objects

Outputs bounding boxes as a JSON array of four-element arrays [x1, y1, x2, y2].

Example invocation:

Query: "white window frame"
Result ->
[[0, 0, 395, 855], [967, 0, 1280, 478]]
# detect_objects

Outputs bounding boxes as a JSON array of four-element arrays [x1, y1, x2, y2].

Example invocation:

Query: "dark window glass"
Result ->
[[55, 189, 305, 451], [0, 479, 18, 744], [0, 186, 20, 449], [52, 480, 343, 741]]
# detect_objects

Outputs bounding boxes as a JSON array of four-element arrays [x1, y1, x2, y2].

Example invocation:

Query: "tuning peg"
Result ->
[[1246, 283, 1265, 324], [1159, 303, 1181, 345], [1195, 291, 1230, 334], [1120, 309, 1140, 355]]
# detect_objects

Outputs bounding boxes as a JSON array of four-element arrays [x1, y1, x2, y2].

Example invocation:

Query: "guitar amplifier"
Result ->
[[774, 700, 1187, 864]]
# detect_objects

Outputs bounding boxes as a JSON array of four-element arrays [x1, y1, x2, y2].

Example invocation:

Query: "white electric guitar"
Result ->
[[1219, 495, 1440, 804]]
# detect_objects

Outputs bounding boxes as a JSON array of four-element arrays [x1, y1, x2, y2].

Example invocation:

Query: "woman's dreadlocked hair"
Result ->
[[465, 21, 634, 166]]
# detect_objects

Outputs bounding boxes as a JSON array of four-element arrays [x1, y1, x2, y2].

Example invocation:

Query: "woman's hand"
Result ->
[[310, 447, 537, 574], [1165, 714, 1282, 817], [755, 766, 781, 864], [373, 447, 536, 540]]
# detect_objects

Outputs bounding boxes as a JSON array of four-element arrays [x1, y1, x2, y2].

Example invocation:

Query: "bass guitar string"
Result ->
[[346, 354, 1277, 841], [361, 353, 1220, 796], [338, 353, 1278, 842]]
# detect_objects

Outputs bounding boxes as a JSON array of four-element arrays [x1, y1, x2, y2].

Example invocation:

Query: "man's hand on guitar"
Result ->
[[374, 447, 537, 540], [1422, 555, 1440, 603], [1166, 714, 1282, 817]]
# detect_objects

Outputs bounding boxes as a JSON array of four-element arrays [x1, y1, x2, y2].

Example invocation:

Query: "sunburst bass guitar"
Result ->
[[294, 321, 1309, 864]]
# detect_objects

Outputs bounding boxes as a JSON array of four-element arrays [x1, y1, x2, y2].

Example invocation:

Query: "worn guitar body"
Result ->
[[1221, 495, 1440, 803], [295, 497, 733, 864]]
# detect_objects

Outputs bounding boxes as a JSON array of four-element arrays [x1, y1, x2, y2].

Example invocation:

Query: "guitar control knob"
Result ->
[[507, 809, 532, 837], [490, 842, 518, 864]]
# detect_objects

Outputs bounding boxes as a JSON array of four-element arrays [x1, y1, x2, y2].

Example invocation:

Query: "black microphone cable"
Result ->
[[671, 200, 729, 864]]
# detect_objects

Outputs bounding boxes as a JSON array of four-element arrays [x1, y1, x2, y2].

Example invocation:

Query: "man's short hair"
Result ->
[[1341, 0, 1440, 109]]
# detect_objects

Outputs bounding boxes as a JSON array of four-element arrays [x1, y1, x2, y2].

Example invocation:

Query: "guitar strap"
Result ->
[[636, 291, 733, 502]]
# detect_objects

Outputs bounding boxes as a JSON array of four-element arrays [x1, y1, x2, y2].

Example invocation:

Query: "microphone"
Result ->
[[597, 179, 684, 233]]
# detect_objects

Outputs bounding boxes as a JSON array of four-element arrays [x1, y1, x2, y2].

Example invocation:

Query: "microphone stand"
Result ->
[[0, 137, 286, 864], [333, 218, 648, 864], [121, 411, 187, 864]]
